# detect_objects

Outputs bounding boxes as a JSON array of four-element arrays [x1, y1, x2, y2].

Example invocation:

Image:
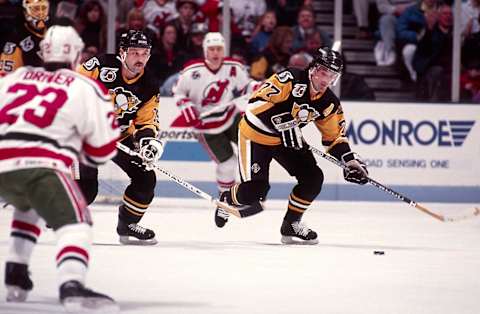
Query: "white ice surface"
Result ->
[[0, 199, 479, 314]]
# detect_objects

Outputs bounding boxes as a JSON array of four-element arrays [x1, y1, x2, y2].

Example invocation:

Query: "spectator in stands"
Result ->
[[231, 0, 267, 39], [396, 0, 438, 82], [170, 0, 198, 51], [413, 3, 453, 101], [118, 0, 136, 27], [75, 0, 107, 54], [461, 0, 480, 39], [142, 0, 176, 39], [374, 0, 416, 66], [185, 22, 208, 61], [116, 8, 157, 49], [301, 30, 329, 56], [287, 52, 312, 69], [249, 10, 277, 56], [55, 1, 79, 22], [250, 26, 293, 80], [266, 0, 310, 26], [292, 5, 332, 52], [150, 23, 187, 86], [460, 59, 480, 103], [353, 0, 376, 39]]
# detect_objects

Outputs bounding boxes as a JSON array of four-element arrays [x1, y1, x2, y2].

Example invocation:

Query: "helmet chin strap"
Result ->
[[309, 68, 322, 94], [119, 51, 139, 76]]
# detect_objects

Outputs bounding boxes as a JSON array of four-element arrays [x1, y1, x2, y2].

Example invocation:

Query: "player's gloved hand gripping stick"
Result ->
[[308, 145, 480, 223]]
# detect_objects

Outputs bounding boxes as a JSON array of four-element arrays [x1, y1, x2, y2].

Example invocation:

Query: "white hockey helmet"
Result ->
[[40, 25, 84, 68], [202, 32, 225, 56]]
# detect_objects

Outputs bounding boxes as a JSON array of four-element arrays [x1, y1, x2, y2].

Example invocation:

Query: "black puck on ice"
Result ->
[[373, 251, 385, 255]]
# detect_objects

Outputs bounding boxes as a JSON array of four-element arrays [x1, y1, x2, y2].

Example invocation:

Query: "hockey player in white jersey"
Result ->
[[0, 25, 120, 312], [173, 32, 259, 227]]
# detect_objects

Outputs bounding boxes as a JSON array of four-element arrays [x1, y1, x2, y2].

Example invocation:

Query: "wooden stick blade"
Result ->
[[214, 200, 241, 218]]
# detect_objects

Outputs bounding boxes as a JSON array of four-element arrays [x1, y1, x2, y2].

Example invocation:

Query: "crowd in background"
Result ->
[[0, 0, 479, 102]]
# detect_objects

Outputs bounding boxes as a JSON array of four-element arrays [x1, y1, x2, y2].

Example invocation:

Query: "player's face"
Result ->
[[205, 46, 224, 70], [123, 47, 151, 74], [309, 65, 339, 91], [24, 0, 49, 29]]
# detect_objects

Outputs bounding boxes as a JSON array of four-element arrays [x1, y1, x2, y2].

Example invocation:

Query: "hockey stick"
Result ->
[[309, 145, 480, 223], [116, 142, 248, 218]]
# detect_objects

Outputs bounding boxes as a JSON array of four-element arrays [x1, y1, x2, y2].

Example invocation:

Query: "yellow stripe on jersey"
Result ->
[[132, 94, 160, 136], [314, 106, 347, 146], [250, 101, 274, 115], [238, 132, 250, 181], [77, 64, 100, 80], [239, 118, 281, 146], [250, 73, 292, 104], [0, 47, 23, 76]]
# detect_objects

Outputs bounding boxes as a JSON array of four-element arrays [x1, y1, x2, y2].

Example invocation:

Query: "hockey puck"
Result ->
[[373, 251, 385, 255]]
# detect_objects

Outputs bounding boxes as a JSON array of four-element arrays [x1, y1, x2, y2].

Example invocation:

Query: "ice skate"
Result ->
[[60, 280, 119, 313], [280, 220, 318, 245], [116, 219, 158, 245], [5, 262, 33, 302]]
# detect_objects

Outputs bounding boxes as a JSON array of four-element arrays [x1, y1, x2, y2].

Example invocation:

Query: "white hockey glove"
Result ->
[[272, 115, 304, 149], [341, 152, 369, 185], [138, 137, 164, 170]]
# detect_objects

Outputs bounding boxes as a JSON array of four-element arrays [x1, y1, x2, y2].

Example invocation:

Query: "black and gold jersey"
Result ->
[[0, 22, 45, 77], [78, 54, 160, 140], [240, 67, 352, 159]]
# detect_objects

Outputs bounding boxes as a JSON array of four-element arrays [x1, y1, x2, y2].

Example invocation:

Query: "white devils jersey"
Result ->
[[142, 0, 176, 35], [0, 66, 120, 174], [174, 58, 254, 134]]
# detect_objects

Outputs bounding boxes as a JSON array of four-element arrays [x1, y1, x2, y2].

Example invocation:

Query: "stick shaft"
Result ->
[[308, 146, 445, 222], [116, 142, 241, 217]]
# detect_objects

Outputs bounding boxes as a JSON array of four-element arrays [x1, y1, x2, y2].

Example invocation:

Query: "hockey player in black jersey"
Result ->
[[0, 0, 50, 77], [77, 30, 164, 245], [215, 47, 369, 244]]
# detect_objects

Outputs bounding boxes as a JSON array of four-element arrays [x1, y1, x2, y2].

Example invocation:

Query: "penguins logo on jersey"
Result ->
[[19, 36, 34, 52], [291, 103, 320, 124], [3, 42, 16, 55], [100, 67, 119, 83], [83, 57, 100, 71], [111, 87, 141, 118]]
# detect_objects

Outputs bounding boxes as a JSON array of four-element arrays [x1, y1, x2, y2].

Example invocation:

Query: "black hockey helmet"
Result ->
[[119, 30, 152, 50], [308, 46, 343, 75]]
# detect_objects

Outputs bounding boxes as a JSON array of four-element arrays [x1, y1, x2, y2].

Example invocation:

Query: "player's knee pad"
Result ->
[[297, 167, 324, 198], [128, 171, 156, 203], [236, 180, 270, 204]]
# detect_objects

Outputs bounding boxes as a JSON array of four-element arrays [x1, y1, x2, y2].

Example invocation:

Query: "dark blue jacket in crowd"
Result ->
[[396, 3, 426, 45]]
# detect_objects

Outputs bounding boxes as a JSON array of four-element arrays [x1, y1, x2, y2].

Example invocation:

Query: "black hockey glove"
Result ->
[[341, 152, 369, 185], [272, 114, 303, 149]]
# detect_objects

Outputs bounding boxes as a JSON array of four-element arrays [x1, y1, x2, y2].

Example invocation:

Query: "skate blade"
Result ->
[[63, 297, 119, 314], [118, 235, 158, 246], [280, 236, 319, 245], [6, 285, 29, 302]]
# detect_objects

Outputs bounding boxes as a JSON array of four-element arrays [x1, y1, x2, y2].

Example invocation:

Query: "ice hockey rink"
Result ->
[[0, 198, 479, 314]]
